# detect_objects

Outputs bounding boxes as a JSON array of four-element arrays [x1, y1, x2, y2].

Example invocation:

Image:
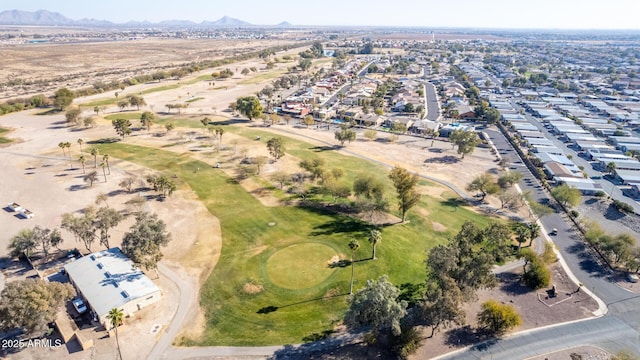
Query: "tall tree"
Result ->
[[513, 222, 529, 251], [235, 96, 263, 121], [527, 222, 541, 247], [368, 229, 382, 260], [0, 279, 74, 336], [90, 148, 100, 168], [121, 212, 172, 275], [8, 229, 38, 263], [100, 161, 108, 182], [61, 208, 97, 251], [140, 111, 156, 132], [102, 154, 111, 175], [497, 172, 524, 188], [388, 166, 421, 222], [349, 239, 360, 295], [65, 107, 82, 125], [127, 94, 146, 110], [415, 276, 465, 337], [334, 124, 356, 146], [53, 87, 74, 110], [551, 184, 581, 208], [84, 171, 99, 187], [107, 308, 124, 360], [266, 137, 286, 161], [344, 275, 407, 337], [30, 225, 62, 262], [77, 138, 84, 153], [302, 115, 315, 128], [112, 119, 132, 139], [467, 172, 500, 201], [449, 129, 480, 158], [214, 127, 225, 149]]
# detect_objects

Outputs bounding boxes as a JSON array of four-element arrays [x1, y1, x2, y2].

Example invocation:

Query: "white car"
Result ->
[[7, 202, 22, 212], [628, 273, 639, 283], [19, 209, 34, 219], [72, 298, 87, 314]]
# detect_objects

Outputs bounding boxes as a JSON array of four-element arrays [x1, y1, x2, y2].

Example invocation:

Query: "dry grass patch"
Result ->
[[243, 282, 264, 295], [432, 222, 447, 232]]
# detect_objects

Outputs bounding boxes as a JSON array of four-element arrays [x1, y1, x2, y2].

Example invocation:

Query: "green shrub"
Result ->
[[477, 300, 522, 335], [613, 199, 635, 213]]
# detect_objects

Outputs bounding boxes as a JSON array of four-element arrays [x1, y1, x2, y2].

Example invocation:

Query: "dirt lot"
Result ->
[[0, 37, 297, 100]]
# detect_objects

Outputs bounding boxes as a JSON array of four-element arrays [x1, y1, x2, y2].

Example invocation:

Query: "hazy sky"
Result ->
[[3, 0, 640, 29]]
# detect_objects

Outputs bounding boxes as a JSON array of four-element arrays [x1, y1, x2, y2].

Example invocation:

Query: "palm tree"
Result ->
[[513, 223, 528, 251], [368, 229, 382, 260], [90, 148, 99, 168], [78, 155, 87, 174], [100, 162, 108, 182], [77, 138, 84, 153], [58, 142, 66, 159], [348, 239, 359, 295], [527, 222, 541, 247], [102, 154, 111, 175], [215, 127, 225, 149], [64, 142, 72, 168], [107, 308, 124, 360]]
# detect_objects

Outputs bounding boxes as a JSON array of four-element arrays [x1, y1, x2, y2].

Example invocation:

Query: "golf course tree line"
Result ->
[[344, 221, 522, 357], [294, 160, 422, 225]]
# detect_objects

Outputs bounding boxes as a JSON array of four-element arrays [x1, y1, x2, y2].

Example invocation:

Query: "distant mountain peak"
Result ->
[[0, 9, 73, 26], [205, 16, 251, 26], [278, 21, 293, 27], [0, 9, 253, 28]]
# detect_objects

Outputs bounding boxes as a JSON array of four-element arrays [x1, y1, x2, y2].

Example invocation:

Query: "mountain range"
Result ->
[[0, 10, 290, 27]]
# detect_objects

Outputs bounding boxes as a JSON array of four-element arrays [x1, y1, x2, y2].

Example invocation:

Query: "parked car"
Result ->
[[7, 202, 22, 212], [551, 228, 558, 235], [72, 298, 87, 314], [628, 273, 639, 283], [19, 209, 34, 219]]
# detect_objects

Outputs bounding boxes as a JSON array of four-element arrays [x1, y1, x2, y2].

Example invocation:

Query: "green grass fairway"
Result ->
[[79, 98, 117, 108], [97, 134, 492, 346], [267, 243, 337, 289]]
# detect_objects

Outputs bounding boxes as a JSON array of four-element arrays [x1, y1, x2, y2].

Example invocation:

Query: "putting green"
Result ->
[[266, 243, 337, 290]]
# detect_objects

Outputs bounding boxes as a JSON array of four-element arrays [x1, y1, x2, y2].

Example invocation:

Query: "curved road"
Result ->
[[433, 128, 640, 359]]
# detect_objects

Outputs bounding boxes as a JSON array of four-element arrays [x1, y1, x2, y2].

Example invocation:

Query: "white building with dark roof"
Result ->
[[64, 248, 162, 327]]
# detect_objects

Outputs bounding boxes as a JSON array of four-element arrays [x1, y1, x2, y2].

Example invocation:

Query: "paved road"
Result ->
[[146, 263, 196, 360], [423, 81, 441, 121], [434, 127, 640, 359]]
